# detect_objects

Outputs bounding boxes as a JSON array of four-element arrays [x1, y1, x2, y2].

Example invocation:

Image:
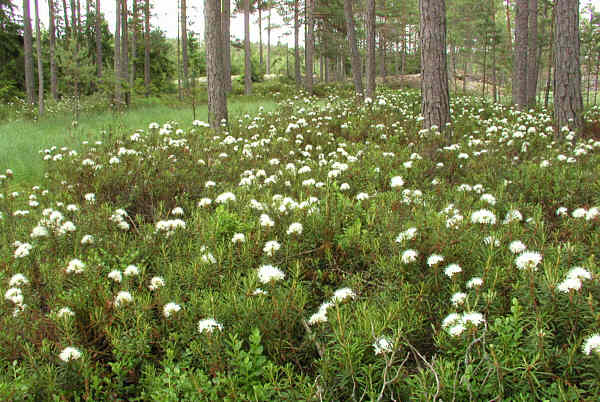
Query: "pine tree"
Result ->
[[205, 0, 228, 128], [420, 0, 450, 130], [23, 0, 35, 104]]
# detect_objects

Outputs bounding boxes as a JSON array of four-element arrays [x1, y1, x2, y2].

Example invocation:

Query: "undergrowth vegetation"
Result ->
[[1, 89, 600, 400]]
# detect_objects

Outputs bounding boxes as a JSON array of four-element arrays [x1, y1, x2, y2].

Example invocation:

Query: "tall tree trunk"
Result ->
[[267, 5, 271, 75], [544, 5, 554, 108], [205, 0, 227, 128], [505, 0, 512, 50], [221, 0, 232, 92], [176, 3, 181, 99], [144, 0, 150, 96], [526, 0, 538, 105], [62, 0, 70, 35], [553, 0, 582, 131], [115, 0, 121, 103], [181, 0, 188, 89], [344, 0, 363, 97], [420, 0, 450, 130], [34, 0, 44, 115], [258, 4, 263, 67], [482, 33, 488, 98], [76, 0, 81, 32], [23, 0, 35, 104], [131, 0, 137, 91], [513, 0, 528, 108], [49, 0, 58, 100], [95, 0, 102, 79], [305, 0, 314, 93], [121, 0, 129, 105], [366, 0, 376, 98], [294, 0, 301, 86], [244, 0, 251, 94], [491, 0, 497, 101]]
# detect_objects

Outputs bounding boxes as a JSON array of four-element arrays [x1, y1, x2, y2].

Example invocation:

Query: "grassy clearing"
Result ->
[[0, 96, 278, 186]]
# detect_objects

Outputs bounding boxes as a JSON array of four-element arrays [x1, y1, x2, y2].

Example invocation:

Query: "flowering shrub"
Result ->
[[1, 90, 600, 399]]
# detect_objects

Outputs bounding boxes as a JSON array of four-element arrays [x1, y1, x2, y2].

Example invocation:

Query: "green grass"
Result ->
[[0, 97, 278, 187]]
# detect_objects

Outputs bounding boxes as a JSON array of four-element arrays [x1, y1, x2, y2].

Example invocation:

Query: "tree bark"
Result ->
[[526, 0, 537, 105], [131, 0, 137, 91], [305, 0, 314, 93], [258, 4, 263, 67], [505, 0, 512, 50], [205, 0, 228, 128], [115, 0, 121, 103], [513, 0, 528, 108], [121, 0, 129, 105], [144, 0, 150, 96], [181, 0, 188, 89], [553, 0, 583, 131], [244, 0, 252, 94], [49, 0, 58, 100], [294, 0, 301, 86], [221, 0, 231, 92], [267, 5, 271, 75], [23, 0, 35, 104], [34, 0, 44, 115], [95, 0, 102, 79], [491, 0, 497, 102], [62, 0, 70, 36], [366, 0, 376, 98], [420, 0, 450, 130], [343, 0, 363, 97]]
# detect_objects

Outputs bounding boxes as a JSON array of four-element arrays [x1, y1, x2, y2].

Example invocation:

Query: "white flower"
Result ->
[[396, 227, 417, 243], [108, 270, 122, 283], [401, 249, 419, 264], [373, 337, 394, 355], [287, 222, 303, 235], [451, 292, 467, 306], [444, 264, 462, 278], [442, 313, 462, 328], [557, 277, 582, 293], [572, 208, 587, 218], [9, 274, 28, 287], [480, 194, 496, 205], [449, 323, 466, 336], [171, 207, 184, 216], [308, 302, 333, 325], [31, 225, 49, 238], [556, 207, 568, 216], [198, 318, 223, 334], [484, 236, 500, 247], [390, 176, 404, 188], [356, 192, 369, 201], [14, 242, 33, 258], [201, 252, 216, 264], [566, 266, 592, 281], [427, 254, 444, 267], [59, 347, 82, 362], [257, 264, 285, 284], [81, 234, 94, 245], [124, 265, 139, 276], [471, 209, 497, 225], [463, 312, 485, 326], [331, 287, 356, 303], [340, 183, 350, 191], [66, 259, 85, 274], [232, 233, 246, 243], [509, 240, 527, 254], [4, 287, 23, 304], [466, 277, 483, 289], [215, 192, 236, 204], [163, 302, 182, 318], [114, 291, 133, 307], [149, 276, 165, 291], [503, 210, 523, 224], [263, 240, 281, 257], [198, 198, 212, 207], [84, 193, 96, 203], [582, 334, 600, 355], [259, 214, 275, 228], [57, 307, 75, 318], [515, 251, 542, 271]]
